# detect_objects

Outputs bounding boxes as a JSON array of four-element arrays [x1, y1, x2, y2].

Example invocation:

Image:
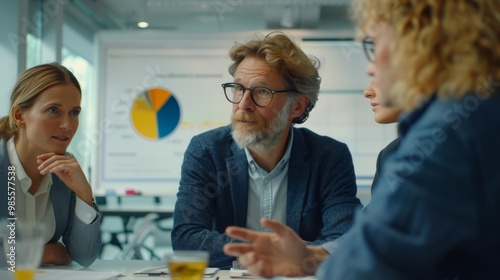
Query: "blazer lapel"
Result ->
[[50, 175, 71, 242], [226, 143, 249, 227], [286, 129, 310, 233]]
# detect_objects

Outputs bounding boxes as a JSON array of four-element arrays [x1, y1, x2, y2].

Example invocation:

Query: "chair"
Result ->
[[118, 195, 159, 233], [114, 213, 160, 260], [97, 196, 126, 258]]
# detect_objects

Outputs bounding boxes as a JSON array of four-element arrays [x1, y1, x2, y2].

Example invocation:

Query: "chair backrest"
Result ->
[[114, 213, 159, 260]]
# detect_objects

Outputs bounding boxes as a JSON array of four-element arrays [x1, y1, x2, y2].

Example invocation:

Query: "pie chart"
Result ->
[[130, 87, 181, 140]]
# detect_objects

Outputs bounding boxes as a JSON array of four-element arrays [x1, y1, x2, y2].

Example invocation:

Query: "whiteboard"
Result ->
[[92, 31, 397, 195]]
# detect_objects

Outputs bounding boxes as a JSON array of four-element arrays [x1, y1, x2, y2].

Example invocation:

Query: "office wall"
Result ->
[[1, 2, 394, 205], [92, 30, 397, 196], [0, 1, 20, 117]]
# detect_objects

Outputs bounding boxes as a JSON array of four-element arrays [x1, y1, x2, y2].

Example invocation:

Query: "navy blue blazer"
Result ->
[[319, 92, 500, 279], [371, 137, 400, 193], [172, 125, 361, 268], [0, 138, 102, 267]]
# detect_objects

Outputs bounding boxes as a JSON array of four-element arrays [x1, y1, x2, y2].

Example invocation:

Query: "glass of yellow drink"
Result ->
[[13, 269, 35, 280], [167, 250, 209, 280], [1, 220, 46, 280]]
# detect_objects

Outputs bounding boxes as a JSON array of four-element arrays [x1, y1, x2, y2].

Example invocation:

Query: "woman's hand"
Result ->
[[42, 242, 72, 265], [37, 153, 93, 205]]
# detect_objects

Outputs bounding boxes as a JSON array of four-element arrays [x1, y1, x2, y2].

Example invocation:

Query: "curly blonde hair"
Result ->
[[352, 0, 500, 110], [228, 31, 321, 124]]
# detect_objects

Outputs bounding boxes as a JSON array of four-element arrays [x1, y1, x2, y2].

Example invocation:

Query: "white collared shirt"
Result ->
[[7, 138, 97, 243], [245, 129, 293, 232]]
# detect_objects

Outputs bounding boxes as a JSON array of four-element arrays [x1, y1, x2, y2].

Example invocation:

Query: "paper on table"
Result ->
[[134, 266, 220, 277], [229, 268, 259, 278], [229, 269, 316, 279], [35, 269, 123, 280]]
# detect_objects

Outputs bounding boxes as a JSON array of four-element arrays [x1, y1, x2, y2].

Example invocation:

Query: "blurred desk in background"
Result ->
[[96, 195, 176, 258], [98, 204, 175, 220]]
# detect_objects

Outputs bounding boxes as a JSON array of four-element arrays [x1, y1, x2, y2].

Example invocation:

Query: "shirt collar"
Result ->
[[398, 96, 435, 137], [7, 137, 53, 195], [245, 128, 294, 174]]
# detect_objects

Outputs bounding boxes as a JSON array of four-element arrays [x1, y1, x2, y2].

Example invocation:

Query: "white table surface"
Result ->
[[1, 260, 315, 280], [2, 260, 228, 280]]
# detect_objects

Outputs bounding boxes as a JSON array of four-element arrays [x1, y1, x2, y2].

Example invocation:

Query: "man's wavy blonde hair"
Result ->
[[228, 31, 321, 124], [352, 0, 500, 110]]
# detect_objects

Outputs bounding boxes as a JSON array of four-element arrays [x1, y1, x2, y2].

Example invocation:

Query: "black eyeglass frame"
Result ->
[[221, 82, 296, 107], [362, 37, 375, 62]]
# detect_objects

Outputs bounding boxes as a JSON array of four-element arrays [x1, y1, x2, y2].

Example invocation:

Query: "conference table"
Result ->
[[0, 260, 317, 279]]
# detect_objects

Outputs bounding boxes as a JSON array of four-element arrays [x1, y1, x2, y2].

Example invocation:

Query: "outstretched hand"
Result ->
[[37, 153, 93, 205], [224, 218, 325, 278]]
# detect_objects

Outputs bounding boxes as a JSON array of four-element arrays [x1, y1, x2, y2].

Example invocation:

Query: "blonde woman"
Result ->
[[362, 80, 401, 192], [0, 63, 101, 267]]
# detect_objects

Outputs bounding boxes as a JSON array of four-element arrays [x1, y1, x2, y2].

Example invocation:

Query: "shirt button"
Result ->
[[263, 178, 269, 185], [86, 213, 92, 220]]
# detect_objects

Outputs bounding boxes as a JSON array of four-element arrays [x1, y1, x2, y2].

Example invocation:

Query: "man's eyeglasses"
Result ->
[[362, 37, 375, 62], [221, 82, 295, 107]]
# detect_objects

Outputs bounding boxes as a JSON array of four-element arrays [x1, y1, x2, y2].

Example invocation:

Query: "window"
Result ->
[[62, 47, 93, 179]]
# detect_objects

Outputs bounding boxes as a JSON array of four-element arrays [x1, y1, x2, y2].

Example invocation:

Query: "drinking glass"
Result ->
[[1, 220, 46, 280], [166, 250, 209, 280]]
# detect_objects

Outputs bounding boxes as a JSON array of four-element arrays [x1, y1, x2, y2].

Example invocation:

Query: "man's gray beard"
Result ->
[[232, 99, 293, 152]]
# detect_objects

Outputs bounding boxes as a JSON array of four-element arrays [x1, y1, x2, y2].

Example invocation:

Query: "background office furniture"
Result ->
[[96, 195, 175, 259], [114, 212, 160, 260]]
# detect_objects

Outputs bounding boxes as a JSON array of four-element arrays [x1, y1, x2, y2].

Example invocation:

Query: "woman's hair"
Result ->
[[352, 0, 500, 110], [0, 63, 81, 139], [228, 31, 321, 124]]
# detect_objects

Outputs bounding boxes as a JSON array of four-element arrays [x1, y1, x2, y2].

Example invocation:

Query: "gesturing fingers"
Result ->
[[225, 226, 263, 243], [223, 243, 254, 257], [225, 220, 287, 244], [260, 218, 290, 236]]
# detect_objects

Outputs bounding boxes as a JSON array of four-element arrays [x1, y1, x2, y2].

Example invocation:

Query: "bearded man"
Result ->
[[171, 31, 361, 268]]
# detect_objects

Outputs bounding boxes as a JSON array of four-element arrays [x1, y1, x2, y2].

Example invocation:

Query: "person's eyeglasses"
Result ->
[[362, 37, 375, 62], [221, 82, 295, 107]]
